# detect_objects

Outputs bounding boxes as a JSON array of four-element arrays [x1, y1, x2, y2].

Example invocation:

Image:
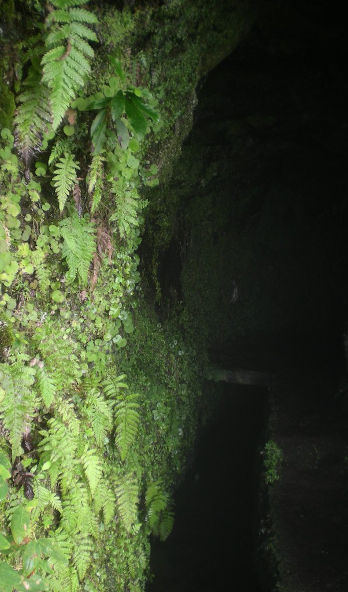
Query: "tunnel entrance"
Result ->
[[146, 3, 348, 590]]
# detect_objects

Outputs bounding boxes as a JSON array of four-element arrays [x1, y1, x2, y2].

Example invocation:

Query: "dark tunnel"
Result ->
[[147, 3, 348, 590]]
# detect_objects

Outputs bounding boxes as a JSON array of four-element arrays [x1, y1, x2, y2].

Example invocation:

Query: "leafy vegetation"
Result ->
[[0, 0, 252, 589]]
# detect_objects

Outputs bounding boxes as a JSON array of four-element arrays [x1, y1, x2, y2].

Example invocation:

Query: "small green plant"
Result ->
[[263, 440, 283, 485]]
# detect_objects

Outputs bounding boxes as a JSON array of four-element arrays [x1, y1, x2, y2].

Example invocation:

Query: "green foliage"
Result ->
[[15, 60, 52, 165], [115, 474, 139, 533], [42, 0, 98, 130], [264, 440, 283, 485], [114, 392, 140, 461], [59, 213, 96, 285], [0, 3, 210, 591], [36, 366, 56, 409], [0, 363, 37, 459], [52, 152, 79, 211]]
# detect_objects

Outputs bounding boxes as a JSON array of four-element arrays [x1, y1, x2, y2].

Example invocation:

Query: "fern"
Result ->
[[0, 363, 37, 459], [110, 183, 141, 239], [157, 509, 174, 541], [33, 484, 63, 519], [83, 389, 113, 447], [49, 137, 70, 165], [15, 59, 52, 165], [53, 152, 79, 211], [115, 474, 139, 532], [93, 479, 115, 525], [102, 374, 128, 401], [145, 480, 168, 530], [115, 393, 140, 461], [59, 213, 95, 285], [82, 447, 102, 495], [42, 0, 98, 129], [36, 366, 56, 408], [145, 481, 174, 540], [72, 534, 93, 580]]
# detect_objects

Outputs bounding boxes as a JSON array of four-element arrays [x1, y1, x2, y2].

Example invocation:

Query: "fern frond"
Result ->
[[115, 393, 140, 461], [33, 484, 63, 517], [15, 61, 51, 165], [145, 480, 168, 530], [60, 213, 96, 285], [0, 363, 37, 459], [110, 184, 141, 238], [115, 474, 139, 532], [102, 374, 128, 400], [61, 481, 90, 535], [73, 535, 93, 580], [81, 447, 102, 495], [53, 152, 79, 211], [93, 479, 115, 525], [36, 366, 56, 408], [42, 1, 98, 129], [84, 389, 112, 447], [158, 509, 174, 541], [48, 137, 70, 165]]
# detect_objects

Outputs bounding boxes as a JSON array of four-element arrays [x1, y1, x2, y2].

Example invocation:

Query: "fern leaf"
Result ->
[[110, 184, 141, 239], [0, 363, 37, 459], [36, 366, 56, 408], [82, 447, 102, 495], [145, 480, 168, 530], [115, 393, 140, 461], [93, 479, 115, 525], [53, 152, 79, 211], [70, 35, 94, 58], [102, 374, 128, 400], [60, 213, 96, 285], [115, 474, 139, 532], [15, 61, 51, 165], [68, 8, 98, 23], [158, 509, 174, 541], [84, 389, 112, 447], [42, 1, 97, 129], [73, 535, 93, 580]]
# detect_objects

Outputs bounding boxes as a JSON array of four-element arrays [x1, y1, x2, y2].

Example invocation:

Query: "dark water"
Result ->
[[149, 383, 267, 592]]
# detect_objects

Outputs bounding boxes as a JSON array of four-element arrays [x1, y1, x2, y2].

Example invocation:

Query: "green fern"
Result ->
[[83, 389, 113, 448], [110, 183, 141, 239], [157, 509, 175, 541], [102, 374, 128, 401], [72, 535, 93, 580], [36, 366, 56, 409], [115, 393, 140, 461], [48, 137, 71, 165], [15, 59, 52, 165], [93, 479, 115, 525], [0, 363, 37, 459], [53, 152, 79, 211], [145, 480, 174, 540], [82, 447, 102, 495], [59, 213, 96, 285], [115, 474, 139, 532], [145, 480, 168, 530], [42, 0, 98, 130]]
